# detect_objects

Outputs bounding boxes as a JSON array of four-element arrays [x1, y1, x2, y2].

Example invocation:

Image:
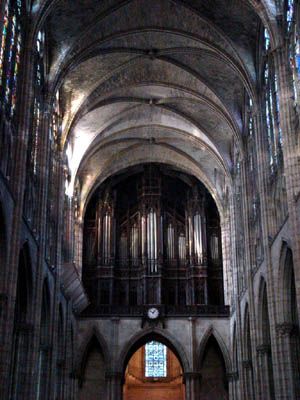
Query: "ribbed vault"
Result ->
[[33, 0, 268, 213]]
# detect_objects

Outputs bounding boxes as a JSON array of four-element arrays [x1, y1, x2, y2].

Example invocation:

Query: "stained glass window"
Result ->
[[31, 30, 45, 174], [288, 13, 300, 103], [0, 0, 23, 117], [286, 0, 294, 31], [263, 28, 282, 170], [145, 341, 167, 377], [0, 2, 9, 81]]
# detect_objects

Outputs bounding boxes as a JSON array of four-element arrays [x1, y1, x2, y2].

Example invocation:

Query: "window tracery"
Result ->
[[0, 0, 23, 117], [145, 341, 167, 378], [263, 28, 282, 171]]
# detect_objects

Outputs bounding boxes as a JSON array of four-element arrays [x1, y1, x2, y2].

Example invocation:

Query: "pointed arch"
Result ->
[[197, 326, 229, 400], [118, 326, 190, 376], [76, 325, 110, 375], [278, 241, 297, 323], [197, 326, 231, 373]]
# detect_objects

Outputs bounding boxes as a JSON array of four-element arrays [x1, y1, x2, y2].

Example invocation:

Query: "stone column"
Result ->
[[184, 372, 201, 400], [276, 323, 297, 399], [242, 360, 254, 400], [106, 371, 123, 400], [256, 345, 273, 400], [10, 322, 35, 400], [227, 371, 239, 400]]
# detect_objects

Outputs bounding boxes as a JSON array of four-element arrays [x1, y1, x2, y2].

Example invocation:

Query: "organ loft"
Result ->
[[83, 164, 224, 310]]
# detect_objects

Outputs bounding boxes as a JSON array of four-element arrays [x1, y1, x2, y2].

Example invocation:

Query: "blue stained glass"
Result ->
[[145, 341, 167, 377], [286, 0, 294, 28]]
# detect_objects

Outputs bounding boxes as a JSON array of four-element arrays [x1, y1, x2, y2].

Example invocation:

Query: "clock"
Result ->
[[147, 307, 160, 320]]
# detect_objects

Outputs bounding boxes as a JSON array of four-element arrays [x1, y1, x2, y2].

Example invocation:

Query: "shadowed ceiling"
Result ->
[[38, 0, 265, 213]]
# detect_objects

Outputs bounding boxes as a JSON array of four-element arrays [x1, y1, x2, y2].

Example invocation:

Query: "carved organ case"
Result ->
[[82, 164, 224, 311]]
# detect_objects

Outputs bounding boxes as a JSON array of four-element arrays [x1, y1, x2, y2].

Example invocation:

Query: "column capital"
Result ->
[[183, 371, 202, 384], [227, 370, 239, 382], [105, 370, 123, 380], [242, 359, 252, 370], [256, 344, 271, 355], [276, 322, 298, 337], [15, 322, 34, 333]]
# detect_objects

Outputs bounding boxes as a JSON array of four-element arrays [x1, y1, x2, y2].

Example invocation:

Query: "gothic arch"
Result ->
[[277, 241, 296, 322], [76, 326, 110, 375], [257, 276, 270, 343], [16, 242, 33, 318], [118, 327, 190, 376], [197, 326, 231, 373]]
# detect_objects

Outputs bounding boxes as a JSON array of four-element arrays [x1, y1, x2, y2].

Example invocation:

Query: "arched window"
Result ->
[[0, 0, 24, 117], [263, 28, 282, 171], [30, 30, 45, 175], [46, 89, 62, 266], [145, 341, 167, 377], [286, 0, 300, 103]]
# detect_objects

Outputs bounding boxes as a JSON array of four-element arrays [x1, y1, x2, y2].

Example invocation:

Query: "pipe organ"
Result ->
[[83, 165, 224, 310]]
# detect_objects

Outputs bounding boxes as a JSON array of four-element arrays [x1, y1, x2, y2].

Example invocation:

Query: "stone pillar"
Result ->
[[10, 322, 34, 400], [276, 323, 297, 399], [242, 360, 254, 400], [106, 371, 123, 400], [227, 371, 239, 400], [256, 345, 273, 400], [184, 372, 201, 400]]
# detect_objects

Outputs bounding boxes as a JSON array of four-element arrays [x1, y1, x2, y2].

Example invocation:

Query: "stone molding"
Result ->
[[227, 371, 239, 382], [256, 344, 271, 355], [276, 323, 298, 337]]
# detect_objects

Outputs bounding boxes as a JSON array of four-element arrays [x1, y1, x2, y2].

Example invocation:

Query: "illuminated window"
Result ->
[[263, 28, 282, 171], [0, 2, 9, 80], [145, 341, 167, 378], [31, 30, 45, 174], [286, 0, 294, 31], [0, 0, 23, 117]]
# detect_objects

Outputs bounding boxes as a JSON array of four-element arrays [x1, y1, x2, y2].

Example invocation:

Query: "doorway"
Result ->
[[123, 340, 185, 400]]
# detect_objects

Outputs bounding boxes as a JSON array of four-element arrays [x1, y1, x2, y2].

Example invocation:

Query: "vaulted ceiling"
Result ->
[[36, 0, 268, 214]]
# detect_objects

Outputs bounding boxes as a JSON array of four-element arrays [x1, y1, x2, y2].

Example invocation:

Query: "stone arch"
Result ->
[[9, 243, 34, 399], [15, 242, 33, 320], [257, 276, 275, 399], [243, 303, 252, 359], [197, 326, 231, 373], [118, 327, 190, 376], [77, 327, 108, 400], [277, 243, 300, 397], [197, 326, 229, 400], [76, 325, 110, 374], [277, 241, 297, 323], [257, 276, 270, 344]]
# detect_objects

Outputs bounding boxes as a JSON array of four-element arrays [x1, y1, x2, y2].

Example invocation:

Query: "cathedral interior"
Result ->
[[0, 0, 300, 399]]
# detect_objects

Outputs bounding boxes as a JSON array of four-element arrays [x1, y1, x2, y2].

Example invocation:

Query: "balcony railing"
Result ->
[[80, 304, 230, 318]]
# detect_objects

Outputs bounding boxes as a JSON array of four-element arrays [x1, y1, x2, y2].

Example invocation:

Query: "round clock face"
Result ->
[[147, 307, 159, 319]]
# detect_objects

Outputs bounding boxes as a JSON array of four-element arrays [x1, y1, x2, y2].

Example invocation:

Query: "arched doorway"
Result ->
[[123, 339, 185, 400]]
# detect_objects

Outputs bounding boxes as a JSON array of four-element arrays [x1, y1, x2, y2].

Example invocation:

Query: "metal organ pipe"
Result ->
[[147, 209, 157, 272], [193, 213, 202, 264], [167, 224, 175, 260], [178, 233, 186, 263], [102, 213, 111, 264]]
